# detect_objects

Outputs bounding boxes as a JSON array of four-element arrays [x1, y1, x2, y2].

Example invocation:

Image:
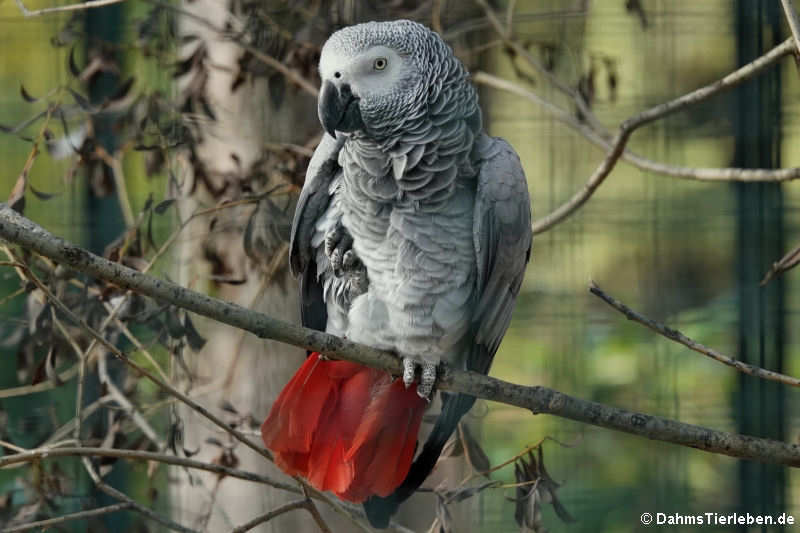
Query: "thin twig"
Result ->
[[82, 457, 198, 533], [781, 0, 800, 73], [0, 255, 273, 465], [589, 282, 800, 388], [0, 363, 79, 399], [473, 71, 800, 182], [3, 502, 133, 533], [0, 447, 298, 492], [530, 37, 795, 234], [301, 485, 334, 533], [162, 0, 318, 97], [230, 499, 308, 533], [3, 205, 800, 469], [96, 147, 135, 228], [15, 0, 126, 17], [97, 349, 166, 448]]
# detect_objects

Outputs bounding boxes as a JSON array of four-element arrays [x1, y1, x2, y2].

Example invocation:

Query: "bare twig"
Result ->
[[0, 363, 79, 399], [15, 0, 127, 17], [82, 457, 198, 533], [163, 0, 319, 97], [97, 350, 166, 448], [230, 499, 308, 533], [301, 486, 334, 533], [589, 282, 800, 387], [781, 0, 800, 71], [473, 71, 800, 182], [3, 205, 800, 469], [3, 502, 133, 533], [0, 254, 273, 465], [761, 242, 800, 286], [0, 447, 299, 492], [530, 37, 795, 234]]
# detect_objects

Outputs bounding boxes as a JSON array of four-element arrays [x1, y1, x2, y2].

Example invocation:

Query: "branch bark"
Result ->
[[2, 204, 800, 469], [530, 36, 795, 234], [473, 71, 800, 183], [4, 503, 132, 533], [590, 282, 800, 387]]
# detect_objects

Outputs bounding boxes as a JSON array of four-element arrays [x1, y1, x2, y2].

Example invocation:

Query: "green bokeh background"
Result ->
[[1, 0, 799, 531]]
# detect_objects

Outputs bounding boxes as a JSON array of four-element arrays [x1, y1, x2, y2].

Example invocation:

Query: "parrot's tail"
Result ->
[[261, 352, 427, 503]]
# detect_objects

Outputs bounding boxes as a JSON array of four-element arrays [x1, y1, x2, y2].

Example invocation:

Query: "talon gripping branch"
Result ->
[[261, 20, 532, 528]]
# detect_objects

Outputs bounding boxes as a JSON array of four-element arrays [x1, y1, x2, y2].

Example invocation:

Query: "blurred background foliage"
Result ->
[[0, 0, 798, 531]]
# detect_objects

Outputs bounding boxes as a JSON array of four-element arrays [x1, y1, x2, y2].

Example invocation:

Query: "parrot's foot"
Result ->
[[402, 357, 437, 400], [325, 223, 358, 276], [325, 222, 368, 307]]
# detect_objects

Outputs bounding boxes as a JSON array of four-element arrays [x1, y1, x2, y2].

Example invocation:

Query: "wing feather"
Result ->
[[289, 133, 345, 277], [470, 135, 532, 373], [289, 133, 344, 332]]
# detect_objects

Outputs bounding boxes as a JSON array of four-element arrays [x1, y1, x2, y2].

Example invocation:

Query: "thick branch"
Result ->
[[1, 204, 800, 468], [590, 282, 800, 387]]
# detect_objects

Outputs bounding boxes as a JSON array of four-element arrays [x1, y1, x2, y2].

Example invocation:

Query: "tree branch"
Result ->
[[530, 36, 795, 234], [589, 282, 800, 387], [473, 71, 800, 182], [0, 446, 299, 492], [230, 499, 308, 533], [2, 205, 800, 469], [15, 0, 127, 17], [81, 457, 197, 533], [3, 502, 133, 533], [781, 0, 800, 68]]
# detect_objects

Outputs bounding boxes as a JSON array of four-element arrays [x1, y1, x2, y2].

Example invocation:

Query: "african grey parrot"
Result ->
[[261, 19, 532, 528]]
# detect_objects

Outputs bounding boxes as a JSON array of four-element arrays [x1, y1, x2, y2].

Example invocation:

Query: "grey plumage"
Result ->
[[288, 19, 532, 527]]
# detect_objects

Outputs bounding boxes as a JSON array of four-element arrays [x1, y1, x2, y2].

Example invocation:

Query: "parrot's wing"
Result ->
[[290, 132, 344, 276], [470, 134, 532, 372], [364, 135, 532, 528], [289, 133, 344, 332]]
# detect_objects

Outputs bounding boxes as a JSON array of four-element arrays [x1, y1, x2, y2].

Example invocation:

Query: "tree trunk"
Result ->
[[171, 1, 321, 530]]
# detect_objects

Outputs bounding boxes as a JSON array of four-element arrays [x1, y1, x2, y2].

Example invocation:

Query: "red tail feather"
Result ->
[[261, 353, 427, 502]]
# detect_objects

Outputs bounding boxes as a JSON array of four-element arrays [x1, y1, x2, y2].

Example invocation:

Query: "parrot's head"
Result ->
[[317, 20, 475, 140]]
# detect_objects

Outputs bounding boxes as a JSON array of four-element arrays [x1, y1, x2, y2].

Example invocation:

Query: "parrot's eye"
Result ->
[[373, 57, 387, 71]]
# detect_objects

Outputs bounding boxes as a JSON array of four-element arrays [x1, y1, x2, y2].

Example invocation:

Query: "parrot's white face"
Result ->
[[315, 20, 466, 140], [319, 45, 408, 101]]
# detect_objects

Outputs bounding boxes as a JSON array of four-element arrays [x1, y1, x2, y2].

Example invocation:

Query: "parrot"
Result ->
[[261, 19, 532, 528]]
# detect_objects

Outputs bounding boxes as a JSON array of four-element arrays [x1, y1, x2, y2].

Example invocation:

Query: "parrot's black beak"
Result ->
[[318, 80, 364, 139]]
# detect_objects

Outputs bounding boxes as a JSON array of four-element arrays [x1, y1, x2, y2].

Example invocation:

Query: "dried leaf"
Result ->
[[19, 84, 38, 103], [44, 346, 62, 386], [68, 46, 81, 77], [29, 184, 58, 201], [142, 192, 154, 212], [460, 424, 491, 474], [67, 87, 93, 112], [205, 436, 224, 447], [164, 307, 185, 339], [761, 243, 800, 286], [8, 170, 27, 214], [219, 400, 238, 415], [183, 314, 207, 352], [154, 198, 176, 214], [102, 77, 135, 110]]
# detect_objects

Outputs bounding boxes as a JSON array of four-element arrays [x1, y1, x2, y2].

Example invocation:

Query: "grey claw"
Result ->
[[342, 249, 358, 269], [325, 224, 356, 277], [418, 361, 437, 399], [403, 357, 415, 389], [401, 357, 437, 400]]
